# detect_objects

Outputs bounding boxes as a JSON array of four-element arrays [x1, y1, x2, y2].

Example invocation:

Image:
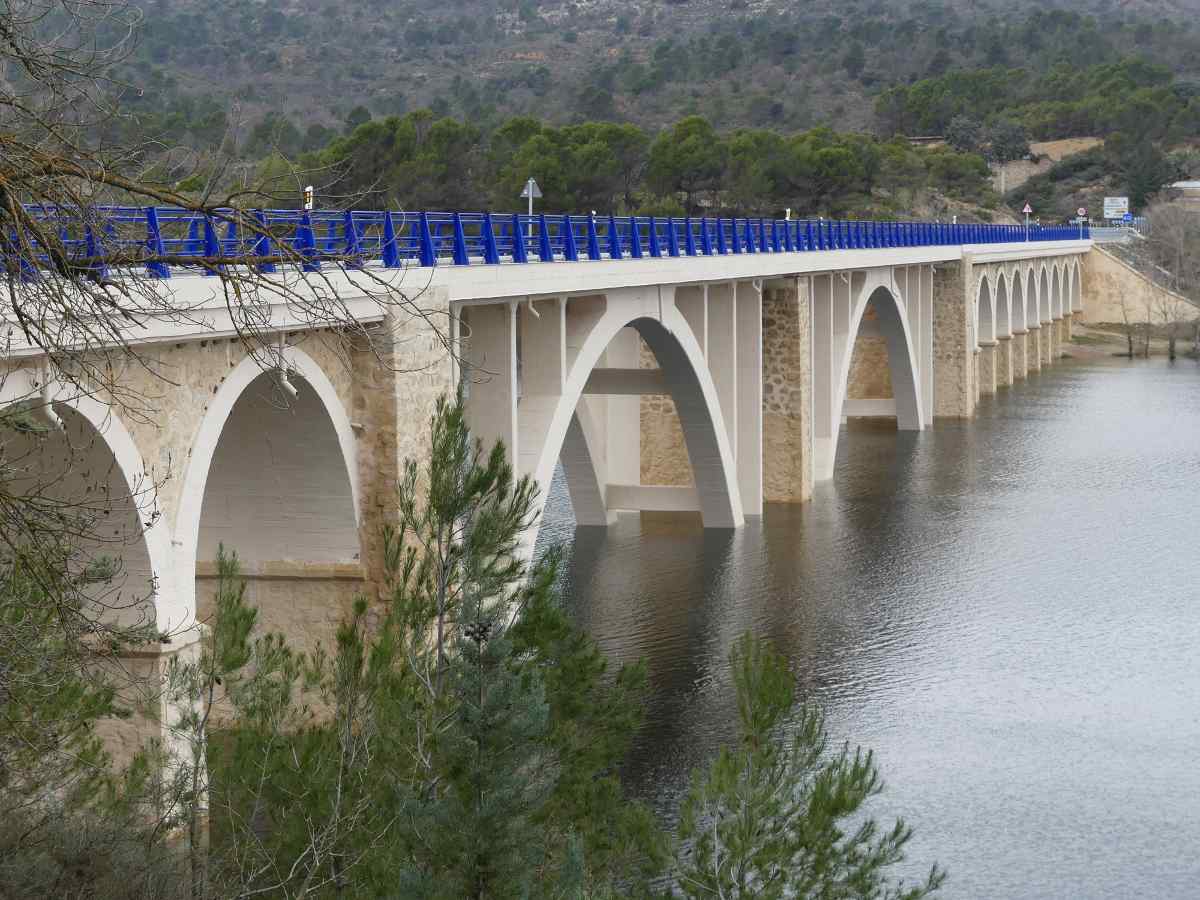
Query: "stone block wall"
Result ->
[[846, 333, 893, 400], [762, 278, 812, 503], [933, 263, 974, 417]]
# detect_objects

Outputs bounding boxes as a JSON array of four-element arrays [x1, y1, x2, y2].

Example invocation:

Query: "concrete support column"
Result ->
[[707, 282, 737, 454], [933, 263, 974, 418], [1011, 331, 1028, 380], [995, 336, 1013, 388], [1041, 320, 1055, 365], [605, 325, 642, 488], [1028, 326, 1042, 373], [978, 342, 997, 396], [974, 351, 981, 405], [762, 277, 812, 504], [1060, 315, 1071, 345], [735, 281, 763, 516], [463, 301, 519, 465]]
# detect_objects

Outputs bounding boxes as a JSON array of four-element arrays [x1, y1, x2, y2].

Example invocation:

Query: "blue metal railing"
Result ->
[[1, 206, 1090, 279]]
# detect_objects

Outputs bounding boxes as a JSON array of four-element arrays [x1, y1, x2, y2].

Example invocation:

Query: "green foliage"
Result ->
[[877, 56, 1198, 145], [673, 633, 945, 899], [194, 393, 663, 897], [310, 110, 990, 219]]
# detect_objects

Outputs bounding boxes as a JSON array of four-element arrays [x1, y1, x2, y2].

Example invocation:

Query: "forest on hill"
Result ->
[[108, 1, 1200, 220]]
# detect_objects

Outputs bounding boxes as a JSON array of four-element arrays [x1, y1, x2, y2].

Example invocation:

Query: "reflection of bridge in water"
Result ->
[[1, 206, 1090, 754]]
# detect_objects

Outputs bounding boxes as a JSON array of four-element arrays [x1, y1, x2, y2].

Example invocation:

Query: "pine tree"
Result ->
[[674, 633, 945, 899]]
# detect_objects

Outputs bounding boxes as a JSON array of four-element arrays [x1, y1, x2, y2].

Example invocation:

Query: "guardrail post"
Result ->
[[666, 217, 681, 257], [537, 214, 553, 262], [297, 212, 320, 271], [606, 215, 623, 260], [586, 215, 602, 261], [252, 210, 276, 273], [648, 216, 662, 258], [144, 207, 170, 278], [382, 212, 401, 267], [416, 212, 437, 267], [343, 210, 364, 268], [561, 215, 578, 262], [628, 217, 643, 259], [451, 213, 470, 265], [202, 216, 222, 276], [700, 217, 714, 255]]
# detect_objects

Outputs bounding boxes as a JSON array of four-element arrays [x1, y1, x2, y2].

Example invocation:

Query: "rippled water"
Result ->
[[538, 356, 1200, 899]]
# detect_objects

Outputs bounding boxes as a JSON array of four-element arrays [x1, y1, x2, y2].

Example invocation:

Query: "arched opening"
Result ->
[[995, 274, 1011, 337], [1026, 268, 1038, 328], [993, 274, 1012, 388], [975, 276, 997, 396], [1071, 262, 1083, 313], [1039, 267, 1051, 324], [185, 352, 362, 652], [0, 394, 160, 629], [828, 284, 922, 476], [1011, 269, 1027, 333], [977, 276, 996, 344], [1011, 267, 1028, 379], [462, 290, 742, 554]]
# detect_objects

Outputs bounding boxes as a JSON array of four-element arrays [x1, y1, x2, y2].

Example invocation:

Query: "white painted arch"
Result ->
[[518, 291, 743, 551], [0, 372, 171, 630], [814, 272, 924, 480], [171, 346, 361, 633]]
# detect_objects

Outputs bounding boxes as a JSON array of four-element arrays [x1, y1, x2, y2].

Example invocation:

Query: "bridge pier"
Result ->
[[1041, 319, 1055, 365], [978, 341, 998, 396], [762, 277, 813, 504], [996, 335, 1014, 388], [933, 264, 975, 418], [1011, 331, 1028, 379], [1028, 326, 1043, 373]]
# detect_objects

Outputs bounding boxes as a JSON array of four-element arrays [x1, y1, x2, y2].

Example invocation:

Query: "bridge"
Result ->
[[1, 206, 1089, 753]]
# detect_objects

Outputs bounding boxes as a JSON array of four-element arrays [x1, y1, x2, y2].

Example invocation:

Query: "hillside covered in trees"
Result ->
[[110, 0, 1200, 221]]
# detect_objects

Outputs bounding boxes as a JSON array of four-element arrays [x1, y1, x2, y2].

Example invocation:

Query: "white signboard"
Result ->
[[1103, 196, 1129, 219]]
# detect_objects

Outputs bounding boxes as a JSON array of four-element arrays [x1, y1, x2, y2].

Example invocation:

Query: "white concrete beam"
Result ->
[[606, 483, 700, 513], [583, 368, 667, 395]]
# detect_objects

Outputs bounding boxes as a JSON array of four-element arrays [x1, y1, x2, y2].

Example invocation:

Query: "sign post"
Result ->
[[303, 185, 314, 211], [1103, 196, 1129, 221], [1022, 203, 1032, 241], [520, 177, 542, 238], [1076, 207, 1087, 239]]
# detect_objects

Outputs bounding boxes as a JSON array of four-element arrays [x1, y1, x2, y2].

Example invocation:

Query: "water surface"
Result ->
[[539, 357, 1200, 899]]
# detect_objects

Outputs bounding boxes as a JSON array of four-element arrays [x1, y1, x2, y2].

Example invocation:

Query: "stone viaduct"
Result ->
[[0, 213, 1089, 753]]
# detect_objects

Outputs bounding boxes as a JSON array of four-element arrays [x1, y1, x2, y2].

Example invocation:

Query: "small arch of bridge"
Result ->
[[813, 269, 925, 480], [0, 375, 170, 631], [460, 287, 745, 553], [174, 346, 362, 633]]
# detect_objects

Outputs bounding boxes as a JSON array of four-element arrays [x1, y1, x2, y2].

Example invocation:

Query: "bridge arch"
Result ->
[[0, 374, 170, 630], [1025, 267, 1038, 328], [513, 292, 742, 550], [815, 274, 923, 480], [1038, 265, 1052, 324], [995, 270, 1011, 338], [1070, 259, 1083, 312], [1010, 266, 1026, 333], [975, 272, 996, 345], [175, 347, 362, 629]]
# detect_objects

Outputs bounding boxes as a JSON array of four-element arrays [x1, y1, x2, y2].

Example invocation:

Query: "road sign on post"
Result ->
[[520, 177, 542, 238], [1022, 203, 1032, 241], [1103, 196, 1130, 220], [303, 185, 314, 211]]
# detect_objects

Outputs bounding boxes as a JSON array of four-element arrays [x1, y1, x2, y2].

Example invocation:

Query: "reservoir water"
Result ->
[[538, 356, 1200, 898]]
